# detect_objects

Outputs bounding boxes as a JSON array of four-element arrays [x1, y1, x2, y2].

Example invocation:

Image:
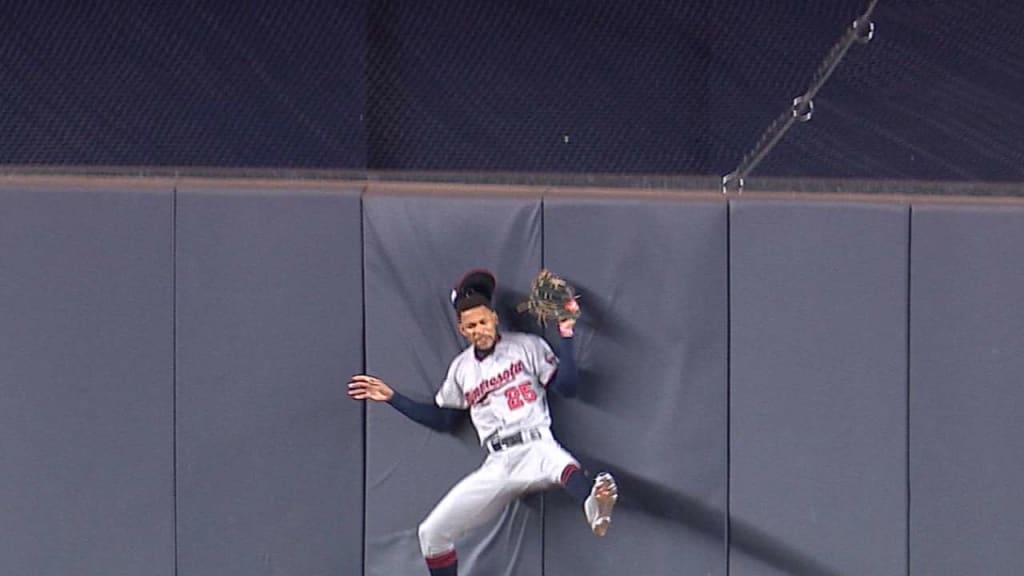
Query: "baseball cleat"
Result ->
[[584, 472, 618, 536]]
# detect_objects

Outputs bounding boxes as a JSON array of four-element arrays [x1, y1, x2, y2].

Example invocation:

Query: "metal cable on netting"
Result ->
[[722, 0, 880, 193]]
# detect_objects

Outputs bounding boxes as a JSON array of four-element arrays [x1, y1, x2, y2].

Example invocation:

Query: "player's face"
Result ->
[[458, 306, 499, 351]]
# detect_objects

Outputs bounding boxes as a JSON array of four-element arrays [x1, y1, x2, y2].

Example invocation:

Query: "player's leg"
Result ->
[[418, 457, 517, 576], [524, 437, 619, 536]]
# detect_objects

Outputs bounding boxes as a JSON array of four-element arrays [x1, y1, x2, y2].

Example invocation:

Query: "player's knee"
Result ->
[[417, 520, 430, 547], [418, 519, 449, 557]]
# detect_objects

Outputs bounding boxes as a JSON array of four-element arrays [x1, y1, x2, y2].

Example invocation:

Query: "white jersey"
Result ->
[[435, 331, 559, 444]]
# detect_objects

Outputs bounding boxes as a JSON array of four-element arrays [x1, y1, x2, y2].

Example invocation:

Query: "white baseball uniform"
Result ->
[[417, 331, 580, 558]]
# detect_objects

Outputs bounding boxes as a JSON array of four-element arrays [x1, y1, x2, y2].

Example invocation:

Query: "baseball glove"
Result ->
[[517, 269, 581, 326]]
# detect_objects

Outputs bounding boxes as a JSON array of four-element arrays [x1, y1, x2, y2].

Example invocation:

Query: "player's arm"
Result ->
[[348, 374, 464, 432], [548, 318, 580, 398]]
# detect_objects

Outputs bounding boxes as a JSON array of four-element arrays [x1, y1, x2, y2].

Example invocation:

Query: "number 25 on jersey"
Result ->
[[504, 382, 538, 410]]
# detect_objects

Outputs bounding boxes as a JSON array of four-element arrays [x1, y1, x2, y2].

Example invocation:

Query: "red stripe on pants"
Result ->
[[426, 549, 457, 569], [561, 463, 580, 485]]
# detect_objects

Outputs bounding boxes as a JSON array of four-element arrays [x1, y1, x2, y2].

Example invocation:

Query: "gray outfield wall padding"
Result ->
[[0, 183, 175, 576], [542, 195, 729, 575], [362, 191, 544, 576], [729, 200, 908, 576], [909, 205, 1024, 575], [175, 185, 364, 576]]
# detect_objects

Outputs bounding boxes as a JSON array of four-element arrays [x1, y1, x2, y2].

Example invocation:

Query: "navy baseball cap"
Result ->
[[451, 269, 496, 312]]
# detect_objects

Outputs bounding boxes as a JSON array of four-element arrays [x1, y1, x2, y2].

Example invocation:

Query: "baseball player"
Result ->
[[348, 269, 618, 576]]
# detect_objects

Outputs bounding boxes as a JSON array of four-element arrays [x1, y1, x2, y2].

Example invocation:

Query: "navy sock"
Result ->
[[428, 564, 457, 576], [426, 550, 457, 576], [562, 464, 591, 506]]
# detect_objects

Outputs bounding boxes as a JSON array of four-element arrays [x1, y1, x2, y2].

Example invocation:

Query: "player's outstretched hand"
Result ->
[[348, 375, 395, 402]]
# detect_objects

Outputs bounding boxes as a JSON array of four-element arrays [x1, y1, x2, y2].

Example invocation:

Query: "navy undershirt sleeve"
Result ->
[[548, 336, 579, 398], [387, 391, 465, 432]]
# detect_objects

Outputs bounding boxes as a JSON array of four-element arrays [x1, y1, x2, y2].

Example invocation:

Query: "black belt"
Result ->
[[485, 428, 543, 453]]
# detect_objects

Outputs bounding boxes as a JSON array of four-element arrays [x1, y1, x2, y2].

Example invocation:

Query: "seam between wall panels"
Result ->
[[171, 186, 179, 576], [539, 193, 546, 576], [725, 200, 732, 576], [361, 192, 369, 576], [905, 206, 912, 576]]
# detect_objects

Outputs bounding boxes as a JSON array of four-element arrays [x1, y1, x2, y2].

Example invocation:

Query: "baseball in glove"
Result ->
[[517, 269, 581, 327]]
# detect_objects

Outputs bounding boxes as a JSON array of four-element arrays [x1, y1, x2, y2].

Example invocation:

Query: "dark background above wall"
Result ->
[[3, 1, 1023, 187]]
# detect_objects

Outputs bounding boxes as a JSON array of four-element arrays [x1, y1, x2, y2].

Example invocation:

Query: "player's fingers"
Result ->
[[347, 383, 373, 397], [558, 317, 576, 337]]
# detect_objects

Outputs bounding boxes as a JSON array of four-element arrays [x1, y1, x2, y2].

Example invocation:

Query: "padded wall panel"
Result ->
[[0, 183, 174, 576], [729, 200, 908, 575], [362, 191, 543, 576], [909, 205, 1024, 575], [542, 195, 728, 575], [175, 185, 364, 576]]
